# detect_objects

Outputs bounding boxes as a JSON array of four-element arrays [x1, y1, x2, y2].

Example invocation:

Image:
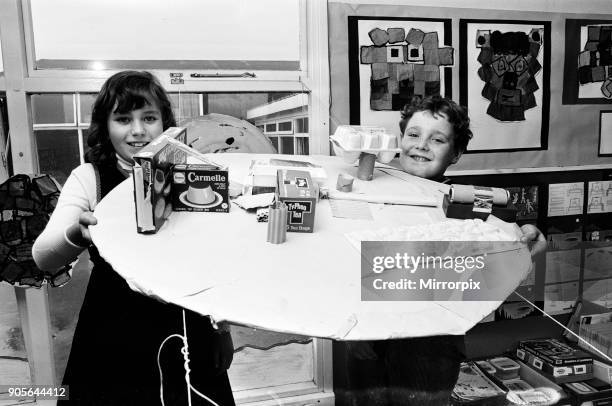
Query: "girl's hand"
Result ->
[[78, 211, 98, 244], [212, 330, 234, 373], [347, 341, 378, 360]]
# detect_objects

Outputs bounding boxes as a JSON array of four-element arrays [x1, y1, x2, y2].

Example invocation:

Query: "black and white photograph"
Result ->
[[1, 1, 612, 405]]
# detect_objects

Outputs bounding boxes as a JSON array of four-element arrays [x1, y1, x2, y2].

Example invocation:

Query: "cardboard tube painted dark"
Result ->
[[450, 184, 509, 206], [357, 153, 376, 181]]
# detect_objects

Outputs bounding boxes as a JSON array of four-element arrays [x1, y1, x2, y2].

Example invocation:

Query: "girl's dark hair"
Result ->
[[399, 95, 473, 154], [85, 71, 176, 167]]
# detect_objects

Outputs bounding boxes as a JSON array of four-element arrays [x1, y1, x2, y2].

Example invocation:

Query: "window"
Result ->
[[32, 94, 75, 125], [5, 2, 330, 402], [31, 91, 312, 184], [247, 93, 309, 155], [35, 130, 80, 185], [278, 121, 293, 133], [31, 94, 87, 184], [265, 123, 277, 133], [295, 117, 308, 134], [29, 0, 300, 71]]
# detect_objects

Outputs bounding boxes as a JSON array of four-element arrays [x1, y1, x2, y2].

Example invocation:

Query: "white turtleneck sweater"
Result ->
[[32, 156, 132, 271]]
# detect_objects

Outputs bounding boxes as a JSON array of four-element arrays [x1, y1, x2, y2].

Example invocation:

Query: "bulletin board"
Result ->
[[328, 3, 612, 169]]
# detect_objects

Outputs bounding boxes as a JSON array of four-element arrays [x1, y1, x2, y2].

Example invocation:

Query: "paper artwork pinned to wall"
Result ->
[[349, 17, 453, 135], [599, 110, 612, 156], [547, 182, 584, 217], [578, 25, 612, 98], [506, 186, 538, 220], [587, 181, 612, 213], [563, 19, 612, 104], [360, 27, 454, 111], [460, 20, 550, 152], [475, 29, 543, 122]]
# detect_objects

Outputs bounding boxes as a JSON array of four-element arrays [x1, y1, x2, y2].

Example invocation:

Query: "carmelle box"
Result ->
[[171, 164, 230, 213], [276, 169, 317, 233], [132, 127, 215, 233]]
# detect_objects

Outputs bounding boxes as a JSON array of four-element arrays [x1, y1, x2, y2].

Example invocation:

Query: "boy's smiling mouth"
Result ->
[[409, 154, 431, 162]]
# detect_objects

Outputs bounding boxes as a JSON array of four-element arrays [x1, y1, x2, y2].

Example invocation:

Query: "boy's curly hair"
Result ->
[[399, 96, 473, 155], [85, 71, 176, 168]]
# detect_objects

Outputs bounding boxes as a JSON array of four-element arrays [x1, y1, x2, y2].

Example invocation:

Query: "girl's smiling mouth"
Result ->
[[127, 142, 149, 148]]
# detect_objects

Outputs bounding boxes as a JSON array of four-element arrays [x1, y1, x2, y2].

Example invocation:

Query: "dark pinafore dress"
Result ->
[[59, 163, 235, 406]]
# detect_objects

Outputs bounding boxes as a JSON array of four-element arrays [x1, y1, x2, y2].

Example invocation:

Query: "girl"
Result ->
[[33, 71, 235, 405]]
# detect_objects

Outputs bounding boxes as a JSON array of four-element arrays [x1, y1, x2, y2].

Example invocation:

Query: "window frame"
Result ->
[[0, 0, 331, 402], [16, 0, 329, 154]]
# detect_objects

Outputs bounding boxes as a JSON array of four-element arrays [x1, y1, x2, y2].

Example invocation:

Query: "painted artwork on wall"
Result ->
[[599, 110, 612, 156], [563, 19, 612, 104], [507, 186, 539, 220], [460, 20, 550, 152], [349, 17, 453, 135]]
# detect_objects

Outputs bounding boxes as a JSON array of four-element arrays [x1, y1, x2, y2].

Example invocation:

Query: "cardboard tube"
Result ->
[[336, 173, 354, 192], [450, 184, 509, 206], [357, 153, 376, 181], [267, 201, 287, 244]]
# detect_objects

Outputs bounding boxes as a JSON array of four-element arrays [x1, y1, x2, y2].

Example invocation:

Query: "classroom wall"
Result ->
[[328, 1, 612, 171]]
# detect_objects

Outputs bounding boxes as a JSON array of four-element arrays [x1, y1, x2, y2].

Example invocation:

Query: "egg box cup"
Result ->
[[133, 127, 221, 233], [330, 125, 400, 165]]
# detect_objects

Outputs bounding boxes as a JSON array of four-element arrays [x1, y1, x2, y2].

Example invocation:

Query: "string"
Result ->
[[513, 291, 612, 364], [157, 310, 221, 406]]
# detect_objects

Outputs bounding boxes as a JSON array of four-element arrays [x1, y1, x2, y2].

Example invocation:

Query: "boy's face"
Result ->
[[399, 110, 461, 180]]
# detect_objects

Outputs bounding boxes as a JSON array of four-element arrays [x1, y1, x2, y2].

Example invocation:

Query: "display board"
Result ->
[[329, 2, 612, 169]]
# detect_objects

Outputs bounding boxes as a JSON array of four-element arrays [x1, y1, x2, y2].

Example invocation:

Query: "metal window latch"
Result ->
[[190, 72, 256, 78]]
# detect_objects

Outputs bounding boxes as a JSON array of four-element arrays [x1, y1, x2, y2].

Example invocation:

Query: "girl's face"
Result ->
[[107, 102, 164, 164], [399, 110, 461, 180]]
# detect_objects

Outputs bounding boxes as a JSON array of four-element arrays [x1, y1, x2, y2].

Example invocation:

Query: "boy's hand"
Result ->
[[78, 211, 98, 244], [347, 342, 378, 360], [212, 330, 234, 373], [519, 224, 547, 257]]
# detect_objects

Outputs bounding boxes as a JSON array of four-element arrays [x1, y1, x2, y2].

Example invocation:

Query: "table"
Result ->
[[90, 154, 531, 341]]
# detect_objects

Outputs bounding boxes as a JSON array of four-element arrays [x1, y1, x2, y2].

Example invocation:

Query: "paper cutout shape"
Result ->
[[368, 28, 389, 46], [475, 29, 543, 121], [387, 27, 406, 44], [361, 27, 454, 111]]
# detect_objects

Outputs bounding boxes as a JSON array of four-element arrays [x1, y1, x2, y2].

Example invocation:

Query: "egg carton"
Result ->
[[330, 125, 400, 164]]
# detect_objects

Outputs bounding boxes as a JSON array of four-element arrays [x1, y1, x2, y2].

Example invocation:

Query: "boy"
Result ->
[[345, 96, 544, 405]]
